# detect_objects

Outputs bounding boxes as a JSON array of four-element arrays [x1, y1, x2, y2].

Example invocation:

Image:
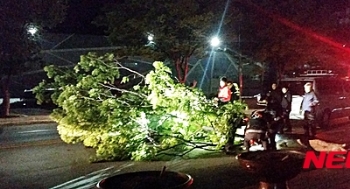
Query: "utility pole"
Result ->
[[210, 53, 215, 94]]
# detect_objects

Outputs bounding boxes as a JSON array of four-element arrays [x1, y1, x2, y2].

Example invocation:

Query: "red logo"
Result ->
[[303, 151, 348, 169]]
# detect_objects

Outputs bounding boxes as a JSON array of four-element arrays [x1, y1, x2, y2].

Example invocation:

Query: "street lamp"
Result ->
[[145, 33, 155, 47], [147, 34, 154, 42], [210, 36, 220, 48], [27, 25, 38, 36], [208, 36, 221, 93], [210, 36, 243, 100]]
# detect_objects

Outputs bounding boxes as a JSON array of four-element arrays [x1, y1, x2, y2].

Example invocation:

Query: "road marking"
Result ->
[[17, 129, 52, 134]]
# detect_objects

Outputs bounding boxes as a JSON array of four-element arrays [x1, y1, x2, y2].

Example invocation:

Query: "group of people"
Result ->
[[263, 83, 293, 133], [212, 77, 319, 151], [244, 81, 319, 151], [263, 82, 319, 138], [243, 83, 293, 151]]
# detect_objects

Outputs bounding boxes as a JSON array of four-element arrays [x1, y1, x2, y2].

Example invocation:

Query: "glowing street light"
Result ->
[[210, 36, 220, 47], [147, 33, 155, 44], [146, 33, 155, 47], [27, 25, 38, 35], [147, 34, 154, 42]]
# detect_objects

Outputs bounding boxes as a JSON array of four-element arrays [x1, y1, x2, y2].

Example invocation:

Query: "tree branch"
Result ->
[[100, 83, 147, 98], [153, 134, 219, 158], [115, 61, 146, 78]]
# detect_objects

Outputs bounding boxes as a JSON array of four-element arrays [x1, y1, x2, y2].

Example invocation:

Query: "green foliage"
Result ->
[[34, 53, 247, 161]]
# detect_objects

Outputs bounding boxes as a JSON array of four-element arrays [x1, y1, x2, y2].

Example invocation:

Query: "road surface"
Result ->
[[2, 121, 350, 189], [0, 123, 59, 148]]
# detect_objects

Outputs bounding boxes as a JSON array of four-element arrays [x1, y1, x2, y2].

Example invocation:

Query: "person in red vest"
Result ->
[[217, 77, 232, 106]]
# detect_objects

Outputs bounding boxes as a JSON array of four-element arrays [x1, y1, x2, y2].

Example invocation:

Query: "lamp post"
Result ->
[[210, 36, 243, 100], [209, 36, 221, 93]]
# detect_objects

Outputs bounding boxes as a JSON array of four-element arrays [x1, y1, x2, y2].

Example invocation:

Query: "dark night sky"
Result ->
[[49, 0, 109, 35], [49, 0, 349, 38]]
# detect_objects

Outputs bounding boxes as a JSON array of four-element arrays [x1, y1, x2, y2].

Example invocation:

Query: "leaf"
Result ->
[[133, 85, 140, 91], [121, 76, 129, 84]]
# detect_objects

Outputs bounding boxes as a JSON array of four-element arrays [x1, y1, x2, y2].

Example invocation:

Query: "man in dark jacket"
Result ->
[[263, 107, 280, 150], [243, 110, 269, 151], [266, 83, 282, 114], [281, 86, 292, 132], [265, 83, 283, 135], [300, 82, 319, 138]]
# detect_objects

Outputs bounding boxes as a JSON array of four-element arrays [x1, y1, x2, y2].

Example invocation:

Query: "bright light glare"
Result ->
[[210, 36, 220, 47], [28, 26, 38, 35], [147, 34, 154, 42]]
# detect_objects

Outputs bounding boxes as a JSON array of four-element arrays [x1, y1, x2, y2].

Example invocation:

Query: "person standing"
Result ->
[[227, 81, 239, 102], [264, 83, 282, 149], [217, 77, 232, 105], [217, 77, 234, 153], [281, 86, 292, 132], [300, 82, 319, 138], [266, 83, 282, 111]]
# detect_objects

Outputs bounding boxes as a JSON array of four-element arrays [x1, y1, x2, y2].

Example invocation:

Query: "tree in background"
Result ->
[[94, 0, 240, 83], [235, 0, 350, 84], [0, 0, 67, 116]]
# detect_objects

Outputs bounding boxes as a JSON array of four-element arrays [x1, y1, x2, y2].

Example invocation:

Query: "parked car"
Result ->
[[279, 76, 350, 128]]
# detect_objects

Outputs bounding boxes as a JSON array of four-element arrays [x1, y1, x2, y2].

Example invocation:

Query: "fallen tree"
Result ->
[[34, 52, 247, 161]]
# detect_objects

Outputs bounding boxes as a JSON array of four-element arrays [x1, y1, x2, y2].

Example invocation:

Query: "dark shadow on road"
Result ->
[[188, 164, 260, 189]]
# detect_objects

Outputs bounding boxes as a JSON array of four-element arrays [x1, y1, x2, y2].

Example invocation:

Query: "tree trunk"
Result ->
[[1, 77, 10, 117], [175, 59, 183, 83], [175, 57, 190, 84], [183, 57, 189, 83]]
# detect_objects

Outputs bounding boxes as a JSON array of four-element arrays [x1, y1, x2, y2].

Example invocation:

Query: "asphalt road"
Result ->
[[3, 120, 350, 189], [3, 140, 350, 189], [0, 123, 59, 148], [0, 142, 100, 189], [0, 140, 260, 189]]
